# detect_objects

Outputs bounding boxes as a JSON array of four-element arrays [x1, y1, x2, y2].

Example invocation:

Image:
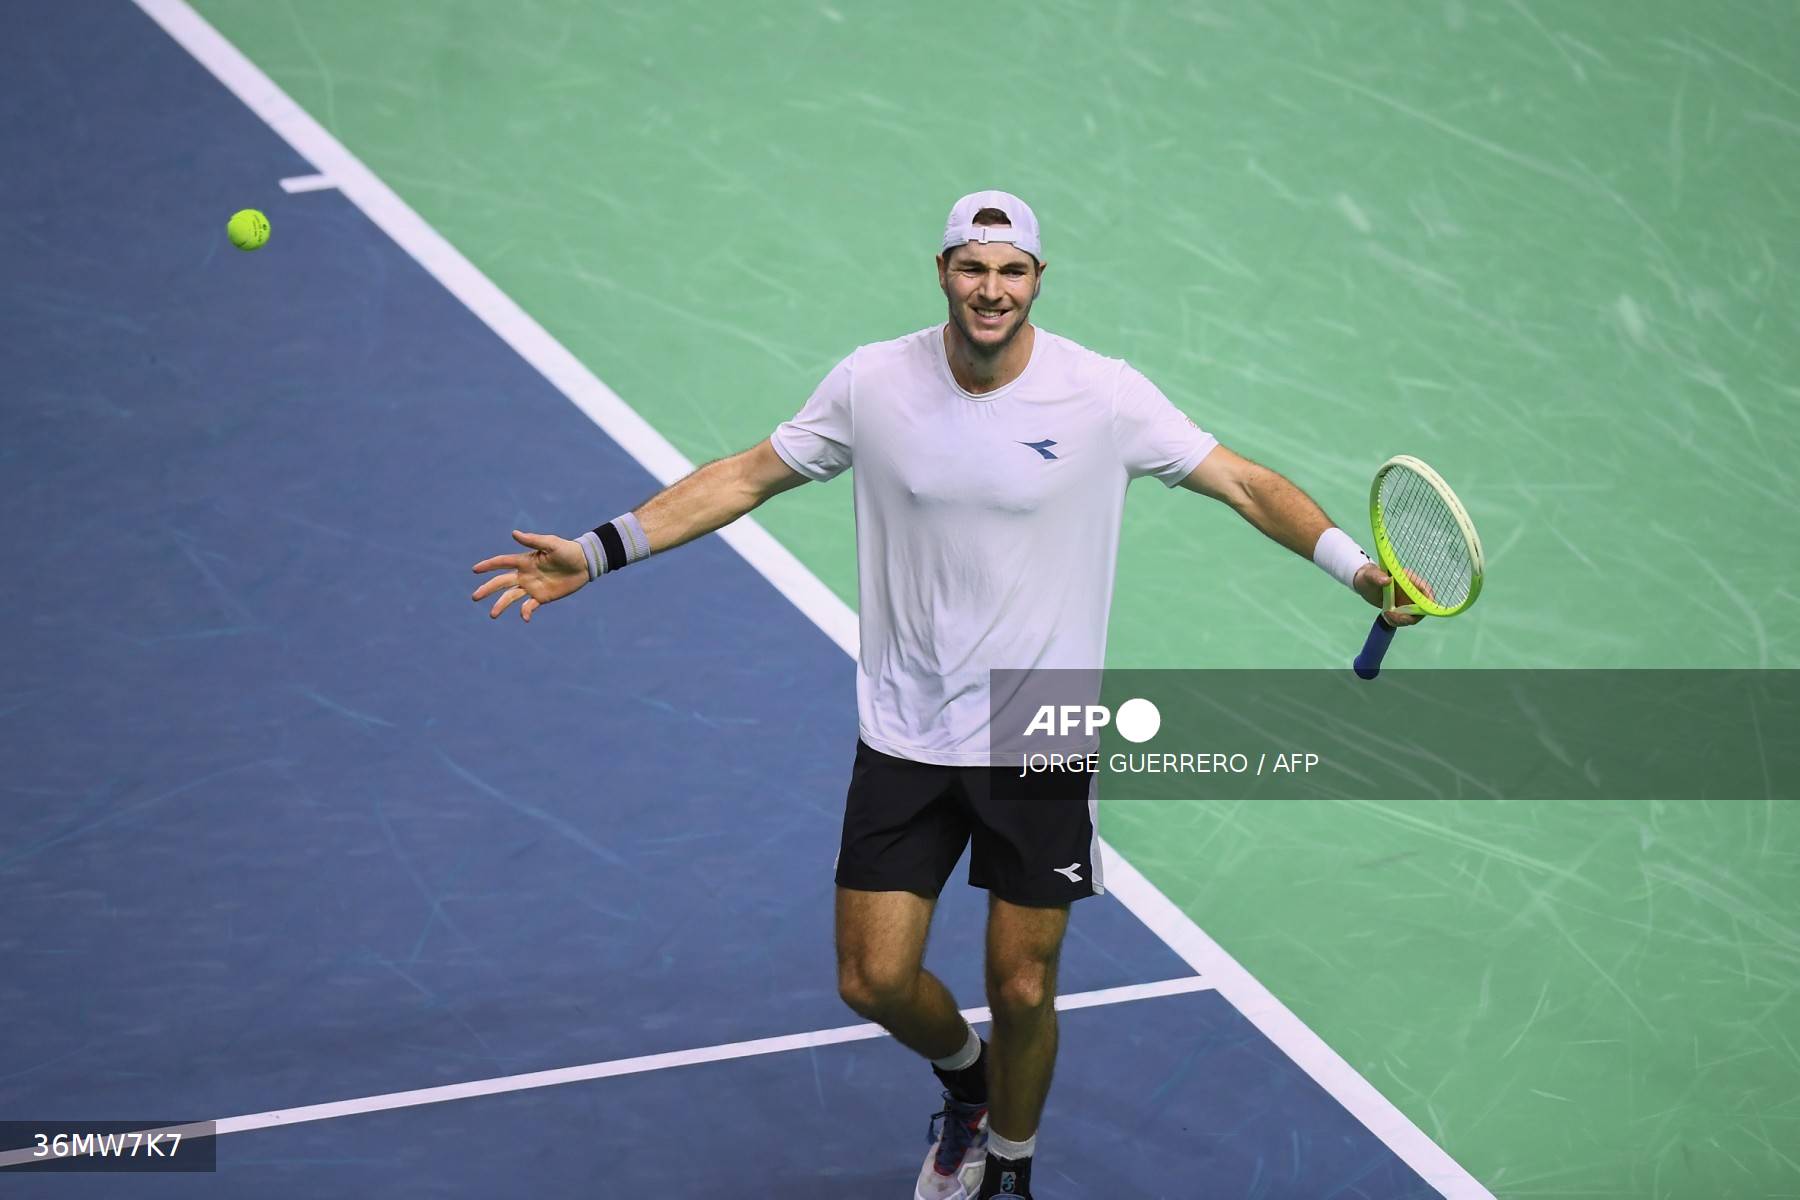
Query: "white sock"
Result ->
[[931, 1025, 981, 1072], [989, 1130, 1037, 1160]]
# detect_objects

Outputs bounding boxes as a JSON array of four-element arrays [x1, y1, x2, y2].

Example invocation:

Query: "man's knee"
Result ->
[[987, 962, 1055, 1021], [838, 957, 919, 1019]]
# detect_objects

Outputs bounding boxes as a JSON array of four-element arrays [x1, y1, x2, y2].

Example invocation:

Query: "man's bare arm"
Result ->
[[1178, 445, 1420, 625], [636, 438, 809, 553], [1178, 445, 1332, 558], [471, 439, 810, 622]]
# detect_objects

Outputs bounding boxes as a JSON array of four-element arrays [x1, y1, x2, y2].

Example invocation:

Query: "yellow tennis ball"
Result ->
[[227, 208, 270, 251]]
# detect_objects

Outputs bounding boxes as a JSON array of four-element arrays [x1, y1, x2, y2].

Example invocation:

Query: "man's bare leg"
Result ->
[[978, 895, 1069, 1196], [838, 886, 993, 1196], [834, 886, 967, 1058]]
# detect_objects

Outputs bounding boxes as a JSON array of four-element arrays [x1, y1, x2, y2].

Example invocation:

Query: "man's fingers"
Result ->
[[1388, 574, 1426, 626], [473, 535, 577, 620], [1385, 603, 1424, 627], [488, 586, 526, 619], [472, 553, 524, 574], [472, 571, 519, 602]]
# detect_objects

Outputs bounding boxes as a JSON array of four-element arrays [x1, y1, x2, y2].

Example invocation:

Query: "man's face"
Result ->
[[938, 240, 1042, 354]]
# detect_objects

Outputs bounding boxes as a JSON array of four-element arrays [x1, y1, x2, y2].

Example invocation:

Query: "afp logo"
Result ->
[[1023, 697, 1161, 743]]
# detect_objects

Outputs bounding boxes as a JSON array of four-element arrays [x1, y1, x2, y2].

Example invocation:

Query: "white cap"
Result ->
[[941, 189, 1042, 261]]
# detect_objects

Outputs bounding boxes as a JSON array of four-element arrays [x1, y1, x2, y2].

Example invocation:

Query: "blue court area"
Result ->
[[1, 5, 1437, 1195]]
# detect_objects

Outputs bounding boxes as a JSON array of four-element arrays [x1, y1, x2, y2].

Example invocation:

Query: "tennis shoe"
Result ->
[[914, 1091, 987, 1200]]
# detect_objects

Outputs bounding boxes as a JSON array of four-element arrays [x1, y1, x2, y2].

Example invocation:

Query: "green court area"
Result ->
[[195, 1, 1799, 1193]]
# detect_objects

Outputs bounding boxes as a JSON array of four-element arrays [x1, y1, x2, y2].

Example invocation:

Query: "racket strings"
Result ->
[[1379, 467, 1473, 609]]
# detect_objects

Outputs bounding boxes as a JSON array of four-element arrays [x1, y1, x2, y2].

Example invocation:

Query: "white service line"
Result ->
[[279, 172, 336, 193], [0, 977, 1212, 1168], [132, 3, 1492, 1196]]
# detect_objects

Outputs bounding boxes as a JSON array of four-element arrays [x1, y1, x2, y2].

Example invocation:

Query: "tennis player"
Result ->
[[472, 190, 1416, 1199]]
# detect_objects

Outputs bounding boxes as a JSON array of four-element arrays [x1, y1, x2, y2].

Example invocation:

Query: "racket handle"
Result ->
[[1353, 615, 1396, 680]]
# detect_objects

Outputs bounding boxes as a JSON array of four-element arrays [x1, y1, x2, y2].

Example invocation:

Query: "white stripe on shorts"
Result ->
[[1087, 772, 1105, 895]]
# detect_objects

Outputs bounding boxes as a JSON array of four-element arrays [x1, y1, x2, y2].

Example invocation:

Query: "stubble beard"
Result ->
[[949, 295, 1034, 361]]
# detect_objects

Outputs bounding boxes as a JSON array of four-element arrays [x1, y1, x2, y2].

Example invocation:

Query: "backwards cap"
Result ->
[[941, 189, 1041, 261]]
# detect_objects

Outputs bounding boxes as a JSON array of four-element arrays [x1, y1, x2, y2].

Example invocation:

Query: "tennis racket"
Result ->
[[1352, 455, 1485, 679]]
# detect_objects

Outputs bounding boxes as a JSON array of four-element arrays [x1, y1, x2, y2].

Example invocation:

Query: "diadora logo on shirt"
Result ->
[[1017, 438, 1059, 460]]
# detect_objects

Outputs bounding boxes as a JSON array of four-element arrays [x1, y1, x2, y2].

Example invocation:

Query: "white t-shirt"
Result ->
[[770, 324, 1216, 766]]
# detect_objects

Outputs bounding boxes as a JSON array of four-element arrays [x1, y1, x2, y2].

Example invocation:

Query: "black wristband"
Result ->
[[595, 521, 628, 574], [575, 513, 652, 581]]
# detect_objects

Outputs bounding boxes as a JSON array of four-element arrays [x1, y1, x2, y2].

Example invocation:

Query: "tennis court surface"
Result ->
[[4, 1, 1795, 1196]]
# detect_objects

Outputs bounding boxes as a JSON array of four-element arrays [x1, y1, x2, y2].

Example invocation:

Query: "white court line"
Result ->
[[0, 978, 1210, 1168], [132, 3, 1493, 1196], [279, 172, 336, 193]]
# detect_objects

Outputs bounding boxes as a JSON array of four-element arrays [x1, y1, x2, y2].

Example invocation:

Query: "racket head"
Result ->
[[1368, 454, 1485, 618]]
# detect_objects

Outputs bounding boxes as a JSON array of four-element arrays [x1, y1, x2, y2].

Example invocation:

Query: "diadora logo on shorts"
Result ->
[[1023, 698, 1161, 744], [1017, 438, 1059, 460], [1053, 862, 1083, 883]]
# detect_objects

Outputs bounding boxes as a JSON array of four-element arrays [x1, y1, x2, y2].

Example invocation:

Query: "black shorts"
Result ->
[[834, 739, 1103, 908]]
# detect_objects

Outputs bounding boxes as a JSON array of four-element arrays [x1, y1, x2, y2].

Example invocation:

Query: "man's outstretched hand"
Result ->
[[471, 530, 589, 622]]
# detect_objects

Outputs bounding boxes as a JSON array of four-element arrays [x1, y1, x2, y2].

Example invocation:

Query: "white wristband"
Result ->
[[1312, 526, 1372, 591]]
